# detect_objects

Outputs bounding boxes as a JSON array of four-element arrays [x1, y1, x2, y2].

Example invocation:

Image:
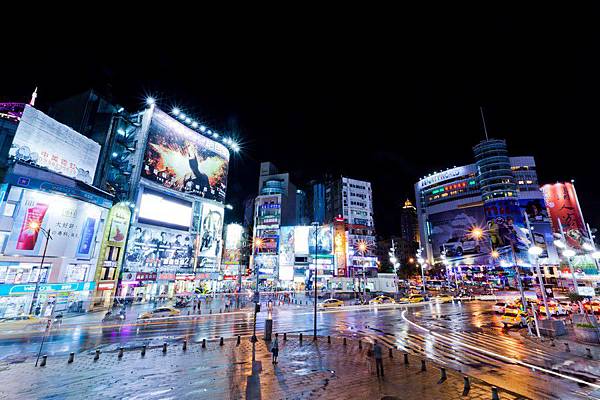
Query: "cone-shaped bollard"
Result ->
[[437, 367, 447, 384], [328, 335, 331, 344], [359, 340, 362, 350], [40, 355, 47, 367], [492, 386, 500, 400], [183, 340, 187, 351], [462, 376, 471, 396], [421, 359, 426, 371], [564, 343, 570, 352], [118, 347, 124, 359], [94, 349, 100, 361], [141, 345, 146, 357], [237, 335, 241, 346], [220, 337, 224, 346], [283, 332, 287, 341], [586, 348, 593, 359], [404, 353, 409, 365], [202, 339, 206, 348], [299, 333, 303, 344], [162, 342, 167, 353], [343, 337, 347, 346], [68, 352, 74, 364]]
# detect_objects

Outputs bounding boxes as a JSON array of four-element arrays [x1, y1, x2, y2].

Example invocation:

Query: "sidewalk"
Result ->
[[0, 336, 523, 400]]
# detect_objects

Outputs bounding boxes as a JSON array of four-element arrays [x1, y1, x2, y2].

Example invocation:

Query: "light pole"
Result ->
[[416, 247, 426, 296], [389, 240, 400, 298], [312, 222, 319, 340], [357, 241, 368, 302], [28, 223, 52, 316], [251, 237, 263, 362]]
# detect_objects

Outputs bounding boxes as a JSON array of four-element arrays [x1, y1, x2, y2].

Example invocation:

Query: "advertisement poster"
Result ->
[[123, 225, 193, 271], [279, 226, 295, 266], [142, 108, 229, 203], [92, 203, 131, 286], [5, 188, 104, 259], [9, 105, 100, 184], [484, 200, 530, 263], [224, 224, 244, 250], [294, 226, 309, 254], [308, 225, 333, 255], [197, 202, 224, 258], [519, 198, 550, 223], [255, 255, 277, 279], [334, 222, 347, 277], [428, 206, 490, 259], [542, 182, 589, 249], [255, 195, 281, 227]]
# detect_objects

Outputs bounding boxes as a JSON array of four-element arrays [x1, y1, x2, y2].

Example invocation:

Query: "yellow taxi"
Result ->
[[399, 294, 425, 304], [433, 295, 453, 304], [0, 315, 46, 332], [501, 305, 528, 328], [369, 295, 396, 305], [539, 301, 568, 316], [319, 298, 344, 308], [138, 306, 181, 320]]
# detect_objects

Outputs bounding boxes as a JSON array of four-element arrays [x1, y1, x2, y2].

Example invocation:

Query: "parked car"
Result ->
[[492, 302, 509, 314], [138, 307, 181, 320], [538, 301, 568, 316], [559, 301, 577, 313], [441, 237, 481, 257], [369, 296, 396, 305], [319, 299, 344, 308]]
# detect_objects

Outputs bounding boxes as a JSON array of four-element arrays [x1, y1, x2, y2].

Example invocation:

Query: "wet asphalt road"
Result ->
[[0, 300, 597, 399]]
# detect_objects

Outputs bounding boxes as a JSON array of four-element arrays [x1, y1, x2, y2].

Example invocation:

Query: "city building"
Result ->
[[399, 199, 420, 263], [311, 181, 326, 224], [414, 138, 559, 287]]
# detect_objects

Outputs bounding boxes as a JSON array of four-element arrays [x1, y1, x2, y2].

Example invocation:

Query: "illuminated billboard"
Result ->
[[197, 202, 224, 259], [123, 225, 193, 272], [255, 195, 281, 227], [4, 188, 105, 259], [138, 190, 192, 229], [279, 227, 295, 266], [9, 105, 100, 184], [294, 226, 309, 254], [484, 200, 529, 262], [142, 108, 229, 203], [309, 225, 333, 255], [542, 182, 589, 249]]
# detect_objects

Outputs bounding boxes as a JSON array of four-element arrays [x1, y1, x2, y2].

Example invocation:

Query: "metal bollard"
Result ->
[[462, 376, 471, 395], [141, 345, 146, 357], [550, 339, 555, 347], [421, 359, 426, 371], [68, 352, 74, 364], [283, 332, 287, 341], [220, 337, 224, 346], [328, 335, 331, 344], [202, 339, 206, 348], [94, 349, 100, 361], [183, 340, 187, 351], [492, 386, 500, 400], [343, 337, 347, 346], [586, 348, 593, 359], [359, 340, 362, 349], [162, 342, 168, 353], [209, 309, 212, 314], [299, 333, 303, 343], [237, 335, 241, 346], [118, 347, 124, 358], [404, 353, 409, 365], [564, 343, 570, 352], [40, 355, 47, 367], [219, 309, 222, 314], [389, 348, 393, 358], [437, 367, 447, 384]]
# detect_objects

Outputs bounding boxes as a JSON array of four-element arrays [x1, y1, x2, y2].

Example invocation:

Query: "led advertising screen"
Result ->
[[138, 190, 192, 229], [9, 105, 100, 184], [197, 202, 224, 259], [294, 226, 310, 254], [309, 225, 333, 255], [255, 195, 281, 227], [255, 254, 277, 279], [142, 108, 229, 203], [4, 188, 104, 259], [123, 225, 193, 272], [428, 205, 491, 260], [542, 182, 589, 249]]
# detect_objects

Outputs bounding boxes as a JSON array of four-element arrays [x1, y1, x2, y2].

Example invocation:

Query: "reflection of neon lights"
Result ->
[[401, 310, 600, 390]]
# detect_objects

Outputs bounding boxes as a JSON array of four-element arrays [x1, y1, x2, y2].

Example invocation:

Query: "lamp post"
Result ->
[[389, 240, 400, 298], [312, 222, 319, 340], [28, 223, 52, 316], [523, 213, 551, 319], [416, 247, 426, 296], [251, 237, 263, 362], [357, 241, 368, 302]]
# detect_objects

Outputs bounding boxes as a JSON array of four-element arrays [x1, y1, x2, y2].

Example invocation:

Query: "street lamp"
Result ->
[[357, 240, 369, 302], [311, 222, 319, 340], [28, 222, 52, 316], [528, 245, 551, 318], [251, 236, 264, 362]]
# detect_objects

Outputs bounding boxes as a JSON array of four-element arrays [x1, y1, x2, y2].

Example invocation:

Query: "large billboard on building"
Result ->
[[309, 225, 333, 255], [138, 190, 192, 230], [196, 202, 224, 271], [428, 205, 490, 260], [483, 199, 530, 263], [542, 182, 589, 249], [123, 225, 193, 272], [255, 195, 281, 227], [4, 188, 105, 259], [279, 226, 295, 266], [9, 105, 100, 184], [142, 108, 229, 203]]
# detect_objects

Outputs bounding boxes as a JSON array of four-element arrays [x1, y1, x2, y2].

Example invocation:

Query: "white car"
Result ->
[[441, 237, 481, 256], [492, 302, 509, 314]]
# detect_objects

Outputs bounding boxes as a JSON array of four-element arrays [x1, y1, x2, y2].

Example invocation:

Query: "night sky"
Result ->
[[2, 12, 599, 236]]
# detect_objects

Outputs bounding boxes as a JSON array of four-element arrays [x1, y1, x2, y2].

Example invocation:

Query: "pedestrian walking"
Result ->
[[271, 335, 279, 364], [373, 340, 384, 377]]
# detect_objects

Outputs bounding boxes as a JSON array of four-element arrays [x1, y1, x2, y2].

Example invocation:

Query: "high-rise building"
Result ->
[[400, 199, 419, 244], [312, 182, 326, 224]]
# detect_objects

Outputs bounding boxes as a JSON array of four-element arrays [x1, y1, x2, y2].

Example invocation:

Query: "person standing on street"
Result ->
[[271, 334, 279, 364], [373, 340, 384, 377]]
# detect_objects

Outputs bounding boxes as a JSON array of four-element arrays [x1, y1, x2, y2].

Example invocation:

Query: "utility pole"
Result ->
[[312, 222, 319, 340]]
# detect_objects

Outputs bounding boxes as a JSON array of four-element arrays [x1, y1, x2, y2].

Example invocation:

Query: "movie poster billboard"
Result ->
[[4, 188, 104, 259], [483, 200, 530, 262], [542, 182, 589, 249], [428, 206, 491, 260], [279, 226, 295, 266], [9, 105, 100, 184], [197, 202, 224, 258], [142, 108, 229, 203], [309, 225, 333, 255], [123, 225, 193, 272], [254, 254, 277, 279]]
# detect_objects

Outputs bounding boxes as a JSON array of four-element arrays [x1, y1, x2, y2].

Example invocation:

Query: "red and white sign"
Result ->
[[97, 282, 115, 291]]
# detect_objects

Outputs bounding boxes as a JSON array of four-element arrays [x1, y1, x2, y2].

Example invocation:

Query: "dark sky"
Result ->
[[2, 11, 600, 235]]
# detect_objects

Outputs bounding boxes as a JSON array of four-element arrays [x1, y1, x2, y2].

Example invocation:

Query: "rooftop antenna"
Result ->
[[30, 87, 38, 106], [480, 106, 489, 140]]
